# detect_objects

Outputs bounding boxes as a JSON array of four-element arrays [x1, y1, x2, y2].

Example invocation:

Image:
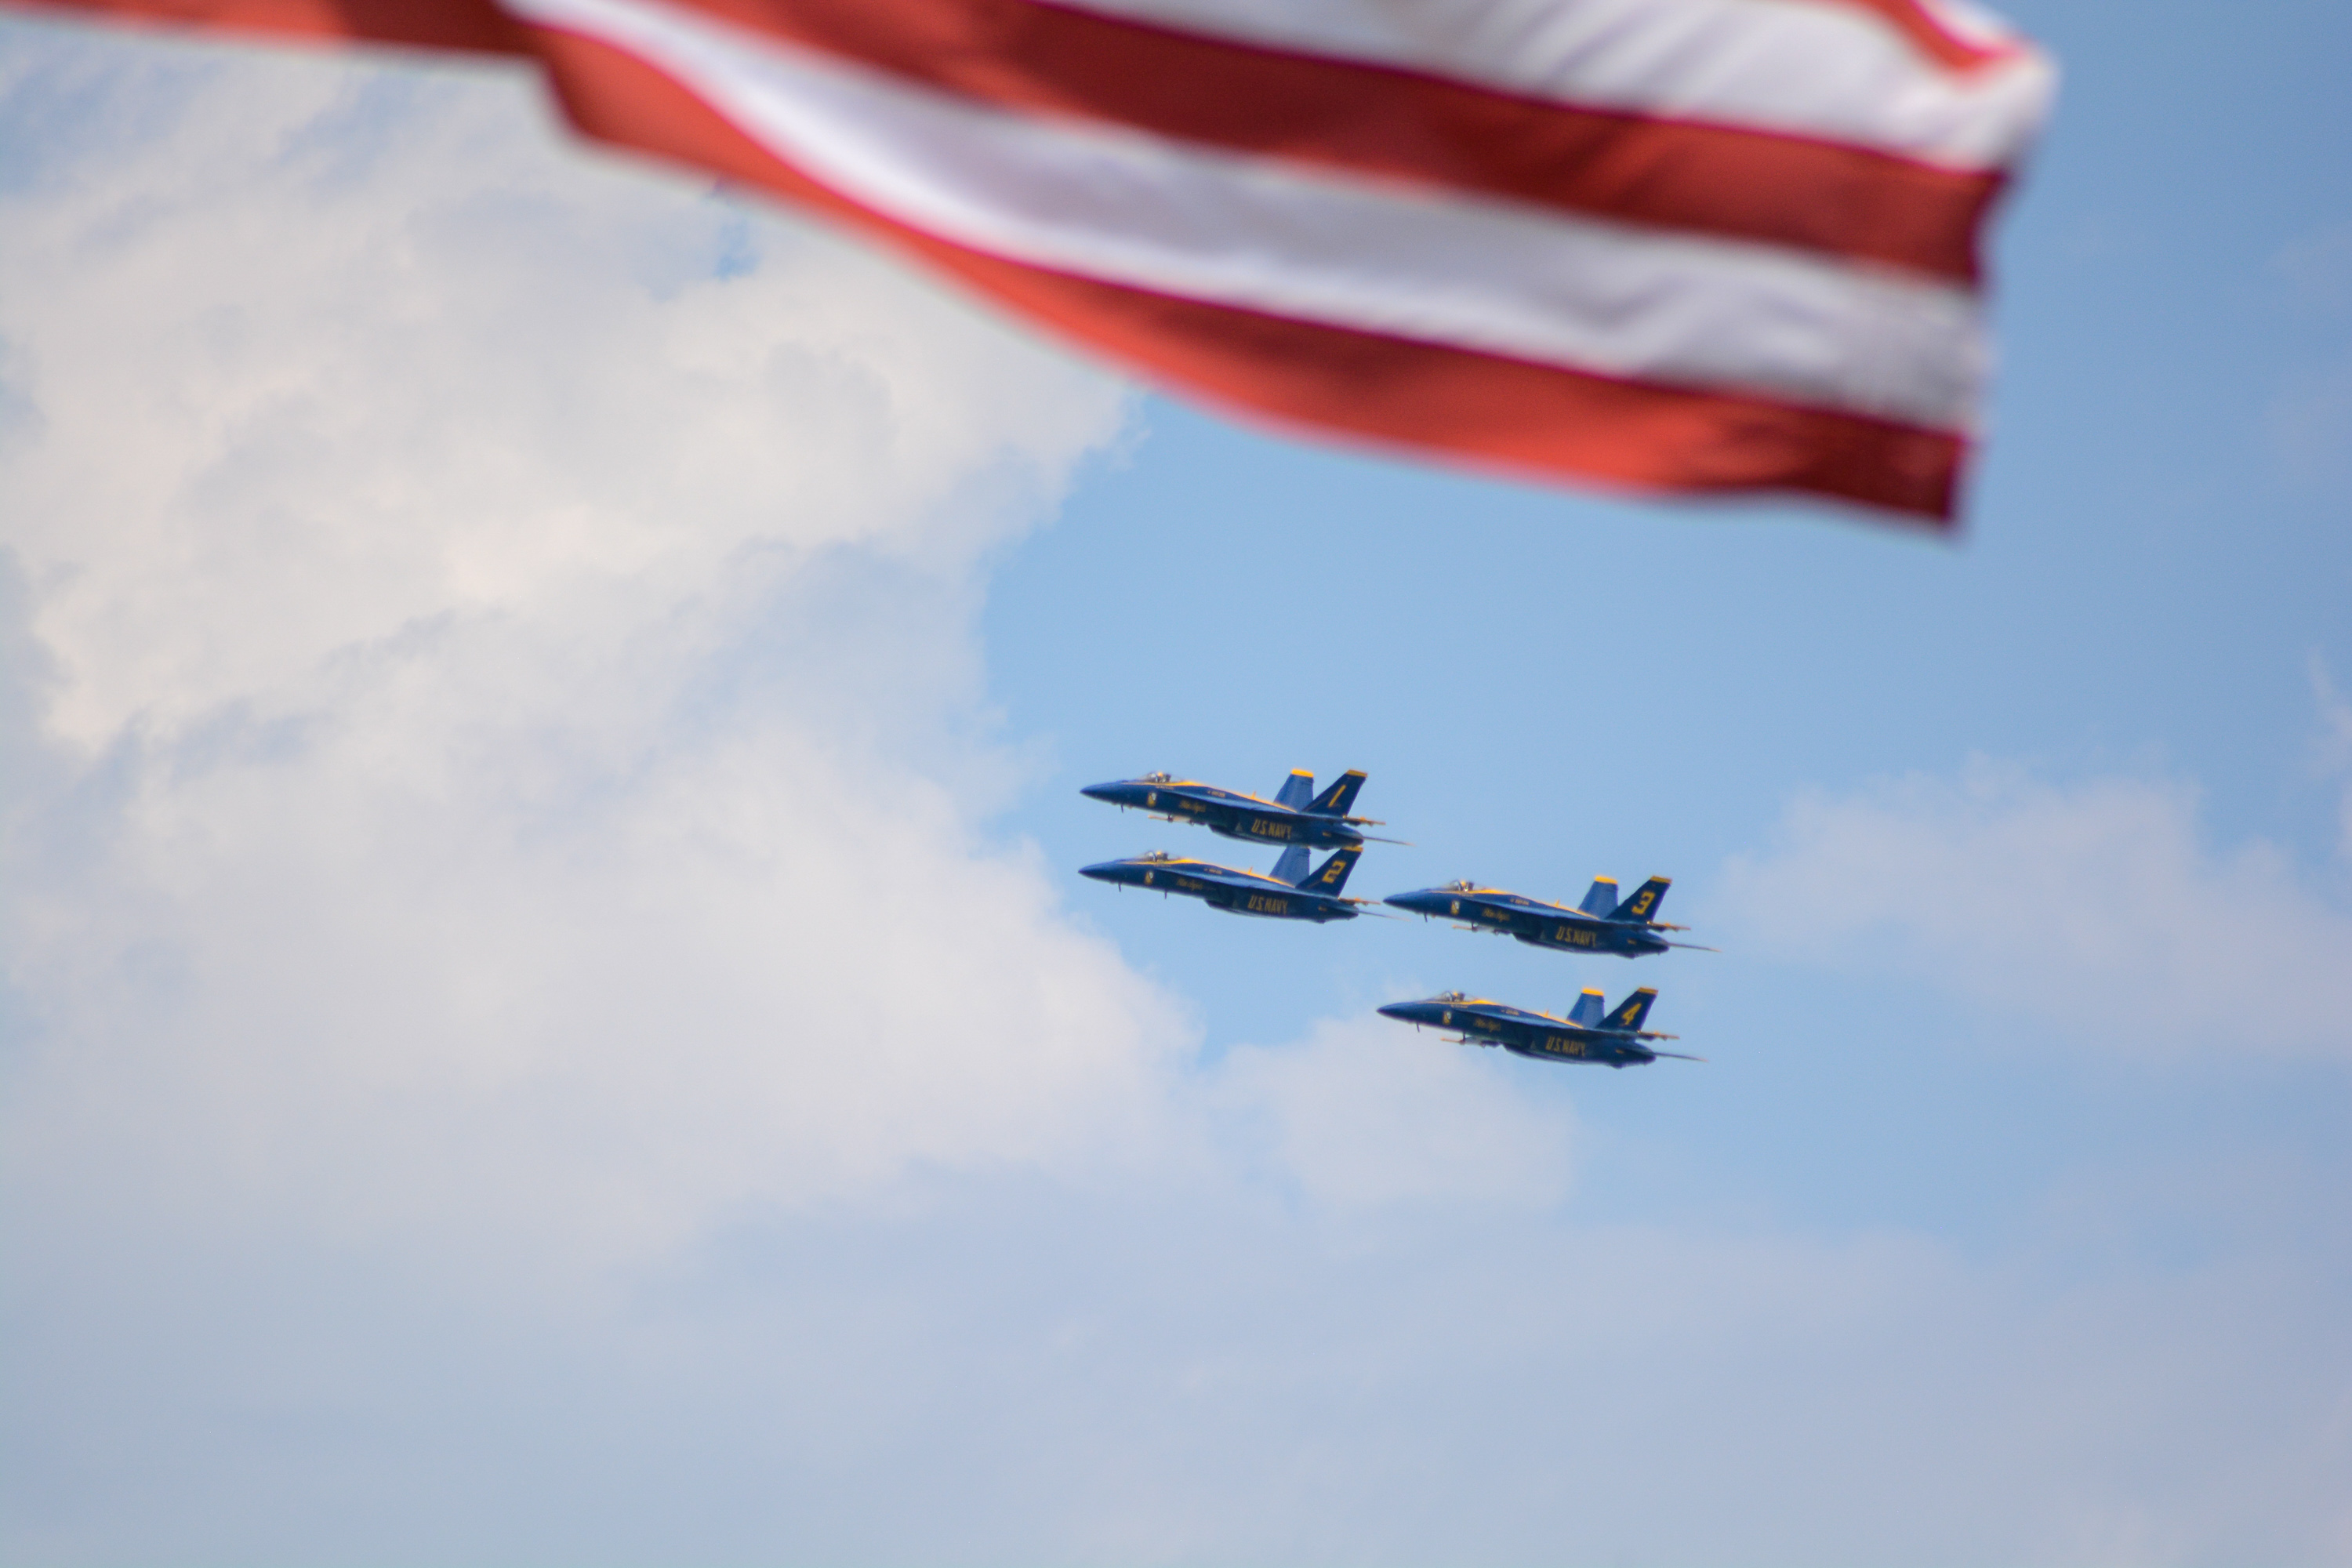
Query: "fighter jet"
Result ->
[[1383, 874, 1713, 958], [1080, 844, 1373, 923], [1080, 768, 1393, 851], [1377, 987, 1701, 1069]]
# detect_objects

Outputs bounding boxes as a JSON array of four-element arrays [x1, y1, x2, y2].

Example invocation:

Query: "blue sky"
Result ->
[[2, 2, 2349, 1564]]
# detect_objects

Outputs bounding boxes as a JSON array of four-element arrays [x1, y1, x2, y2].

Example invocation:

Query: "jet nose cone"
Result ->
[[1384, 890, 1438, 913], [1078, 861, 1120, 880], [1079, 782, 1121, 803]]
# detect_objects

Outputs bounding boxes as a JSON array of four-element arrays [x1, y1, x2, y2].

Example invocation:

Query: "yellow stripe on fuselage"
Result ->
[[1475, 889, 1574, 914]]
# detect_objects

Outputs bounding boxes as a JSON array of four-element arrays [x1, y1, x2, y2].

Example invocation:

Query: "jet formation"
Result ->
[[1080, 765, 1713, 1070]]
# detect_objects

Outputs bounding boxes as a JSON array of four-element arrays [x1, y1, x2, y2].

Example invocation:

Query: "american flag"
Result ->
[[24, 0, 2053, 521]]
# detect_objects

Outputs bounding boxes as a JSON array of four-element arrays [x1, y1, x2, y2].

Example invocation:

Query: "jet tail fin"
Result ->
[[1306, 769, 1367, 817], [1302, 844, 1363, 894], [1577, 877, 1621, 916], [1271, 845, 1310, 886], [1610, 877, 1671, 924], [1568, 988, 1606, 1027], [1602, 987, 1659, 1033], [1274, 770, 1315, 810]]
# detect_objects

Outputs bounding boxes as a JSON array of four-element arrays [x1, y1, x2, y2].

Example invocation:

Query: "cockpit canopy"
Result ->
[[1140, 771, 1173, 784], [1433, 990, 1467, 1004], [1138, 850, 1178, 862], [1447, 879, 1476, 892]]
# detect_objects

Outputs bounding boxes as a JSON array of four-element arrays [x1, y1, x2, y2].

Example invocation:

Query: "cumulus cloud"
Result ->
[[1207, 1014, 1575, 1209], [1, 36, 1113, 753], [1716, 760, 2352, 1057], [21, 1159, 2352, 1568], [0, 15, 1576, 1290], [0, 22, 1190, 1272]]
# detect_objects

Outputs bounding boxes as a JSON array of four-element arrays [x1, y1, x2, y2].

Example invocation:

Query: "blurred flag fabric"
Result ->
[[17, 0, 2053, 521]]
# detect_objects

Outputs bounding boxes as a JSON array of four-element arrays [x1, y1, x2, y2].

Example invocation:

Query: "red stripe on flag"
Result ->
[[946, 251, 1965, 519], [1822, 0, 2025, 71], [528, 20, 1963, 518], [652, 0, 2003, 282], [19, 0, 523, 53]]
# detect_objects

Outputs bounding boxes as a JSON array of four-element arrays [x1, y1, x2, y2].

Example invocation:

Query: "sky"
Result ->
[[1, 2, 2348, 1565]]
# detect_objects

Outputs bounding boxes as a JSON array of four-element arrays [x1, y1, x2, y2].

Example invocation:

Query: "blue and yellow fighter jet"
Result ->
[[1383, 874, 1713, 958], [1377, 987, 1701, 1069], [1080, 844, 1372, 923], [1080, 768, 1392, 851]]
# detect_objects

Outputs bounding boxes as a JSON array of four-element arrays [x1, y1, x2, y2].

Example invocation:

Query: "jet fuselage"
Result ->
[[1384, 885, 1670, 957], [1080, 777, 1364, 850], [1080, 853, 1359, 922], [1377, 994, 1664, 1068]]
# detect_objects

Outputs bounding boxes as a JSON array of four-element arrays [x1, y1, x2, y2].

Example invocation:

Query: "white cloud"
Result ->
[[0, 12, 1595, 1294], [1716, 759, 2352, 1058], [1, 36, 1112, 753], [1207, 1014, 1575, 1209], [0, 24, 1188, 1272], [19, 1160, 2352, 1568]]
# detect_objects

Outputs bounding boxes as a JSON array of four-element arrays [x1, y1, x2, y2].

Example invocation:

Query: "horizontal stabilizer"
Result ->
[[1569, 988, 1606, 1028], [1602, 987, 1659, 1033], [1272, 845, 1310, 886], [1275, 770, 1315, 810], [1307, 769, 1367, 817], [1305, 844, 1363, 894], [1578, 877, 1619, 916], [1610, 877, 1671, 924]]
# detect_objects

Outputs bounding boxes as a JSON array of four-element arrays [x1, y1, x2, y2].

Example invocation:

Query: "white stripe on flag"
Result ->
[[507, 0, 1988, 430]]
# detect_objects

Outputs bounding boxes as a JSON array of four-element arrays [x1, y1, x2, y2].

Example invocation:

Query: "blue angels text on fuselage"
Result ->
[[1081, 768, 1390, 851], [1377, 987, 1700, 1069], [1080, 843, 1370, 923], [1384, 874, 1712, 958]]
